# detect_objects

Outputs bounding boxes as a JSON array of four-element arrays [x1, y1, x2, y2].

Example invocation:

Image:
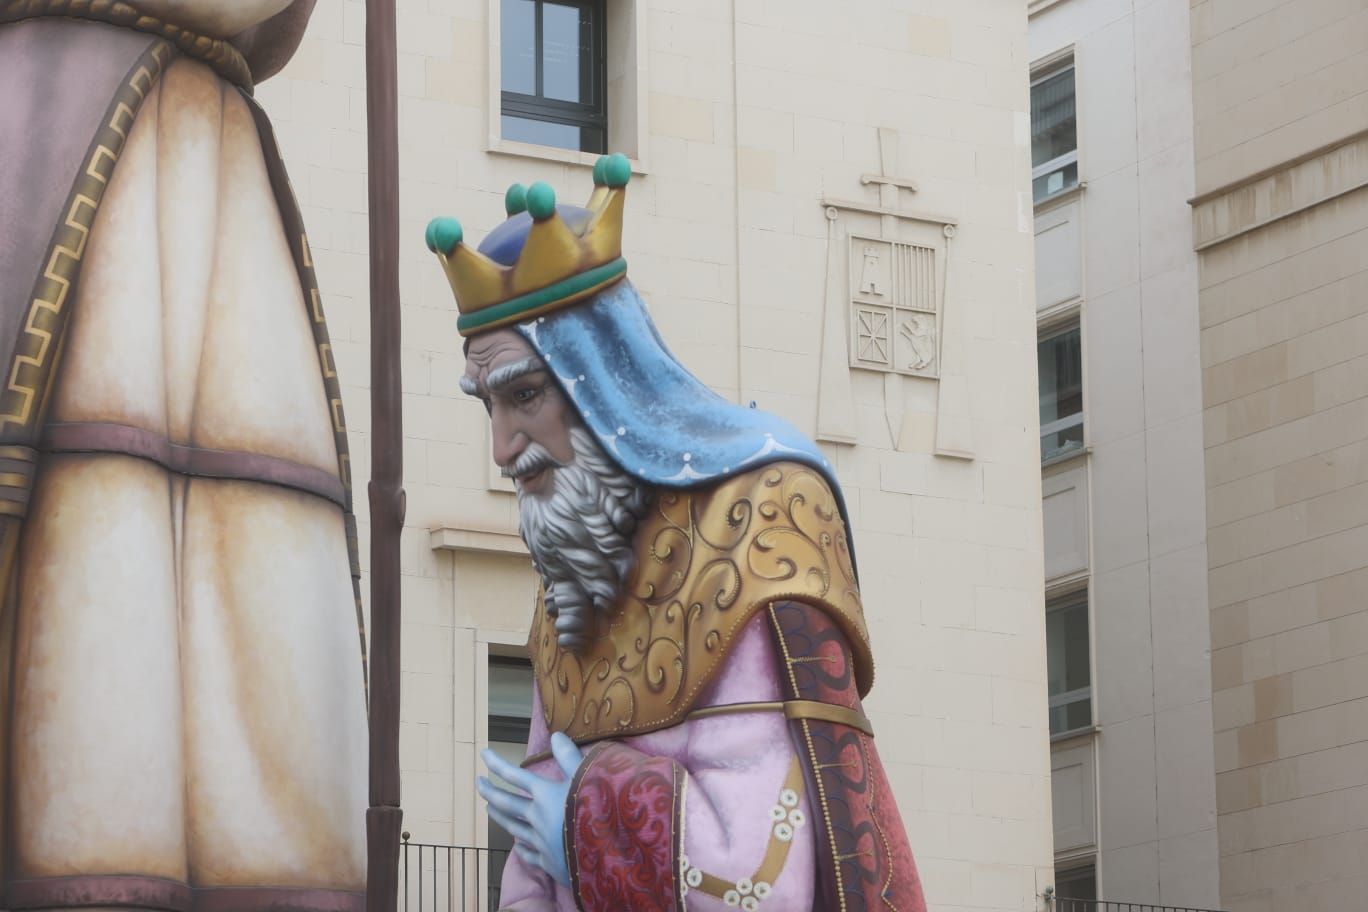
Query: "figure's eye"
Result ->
[[512, 384, 541, 405]]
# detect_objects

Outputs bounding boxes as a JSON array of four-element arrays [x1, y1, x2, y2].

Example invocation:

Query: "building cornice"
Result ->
[[1027, 0, 1071, 18], [1189, 127, 1368, 251], [429, 525, 528, 556]]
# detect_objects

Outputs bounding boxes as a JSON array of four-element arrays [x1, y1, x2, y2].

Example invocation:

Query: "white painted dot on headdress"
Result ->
[[765, 432, 773, 438], [584, 410, 592, 417], [683, 453, 692, 462], [723, 466, 730, 472], [578, 374, 585, 381], [538, 317, 546, 323], [616, 427, 626, 436]]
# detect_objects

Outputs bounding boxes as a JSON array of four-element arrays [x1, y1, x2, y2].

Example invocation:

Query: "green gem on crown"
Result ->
[[505, 183, 528, 216], [425, 216, 462, 255], [525, 181, 557, 221], [602, 152, 631, 188]]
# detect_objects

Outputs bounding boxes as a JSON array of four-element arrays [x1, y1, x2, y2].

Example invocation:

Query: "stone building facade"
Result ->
[[1027, 0, 1221, 906], [1028, 0, 1368, 910], [255, 1, 1055, 910], [1190, 1, 1368, 910]]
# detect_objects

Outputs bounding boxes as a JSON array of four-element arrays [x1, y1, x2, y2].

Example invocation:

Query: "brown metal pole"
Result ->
[[364, 0, 404, 910]]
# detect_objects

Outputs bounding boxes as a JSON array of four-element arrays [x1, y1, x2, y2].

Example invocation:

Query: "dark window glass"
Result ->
[[1031, 67, 1077, 167], [1038, 324, 1084, 461], [487, 656, 534, 910], [501, 0, 536, 95], [1054, 864, 1098, 912], [1031, 64, 1078, 202], [500, 0, 606, 153], [501, 115, 583, 150], [542, 2, 587, 102], [1046, 594, 1091, 737]]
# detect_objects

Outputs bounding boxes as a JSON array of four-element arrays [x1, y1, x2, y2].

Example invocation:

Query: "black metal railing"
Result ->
[[1050, 900, 1226, 912], [399, 834, 511, 912]]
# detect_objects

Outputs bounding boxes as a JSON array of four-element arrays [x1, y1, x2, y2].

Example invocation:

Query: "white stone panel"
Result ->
[[1051, 739, 1097, 854], [1042, 461, 1090, 580]]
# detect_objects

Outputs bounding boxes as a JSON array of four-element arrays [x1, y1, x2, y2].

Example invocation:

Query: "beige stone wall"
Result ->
[[1201, 186, 1368, 912], [1192, 2, 1368, 910], [1189, 0, 1368, 195], [256, 1, 1054, 908]]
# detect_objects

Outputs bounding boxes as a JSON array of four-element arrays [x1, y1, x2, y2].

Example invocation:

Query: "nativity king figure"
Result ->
[[426, 155, 928, 911], [0, 3, 367, 909]]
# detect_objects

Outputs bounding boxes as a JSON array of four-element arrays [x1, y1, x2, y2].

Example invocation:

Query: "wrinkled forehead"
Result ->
[[462, 329, 542, 387]]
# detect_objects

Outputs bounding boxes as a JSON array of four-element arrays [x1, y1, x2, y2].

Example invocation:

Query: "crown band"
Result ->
[[428, 153, 632, 337], [455, 258, 628, 335]]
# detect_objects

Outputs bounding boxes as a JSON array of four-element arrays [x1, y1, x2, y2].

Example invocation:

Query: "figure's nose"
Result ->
[[490, 414, 526, 469]]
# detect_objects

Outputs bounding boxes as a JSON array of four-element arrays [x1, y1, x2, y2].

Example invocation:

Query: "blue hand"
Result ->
[[478, 732, 584, 888]]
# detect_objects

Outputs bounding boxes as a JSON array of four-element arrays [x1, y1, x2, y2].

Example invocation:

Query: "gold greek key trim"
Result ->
[[0, 40, 170, 439], [1, 0, 252, 88], [0, 446, 37, 462]]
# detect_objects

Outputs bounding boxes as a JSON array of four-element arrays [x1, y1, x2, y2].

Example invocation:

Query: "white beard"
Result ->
[[515, 426, 651, 651]]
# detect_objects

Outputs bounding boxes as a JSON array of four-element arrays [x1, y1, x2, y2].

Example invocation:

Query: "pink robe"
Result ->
[[500, 614, 816, 911]]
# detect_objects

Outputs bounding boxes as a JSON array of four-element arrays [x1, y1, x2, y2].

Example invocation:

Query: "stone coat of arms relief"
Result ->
[[814, 127, 972, 459]]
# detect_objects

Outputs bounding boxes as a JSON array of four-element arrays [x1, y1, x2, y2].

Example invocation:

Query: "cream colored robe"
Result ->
[[2, 4, 366, 908]]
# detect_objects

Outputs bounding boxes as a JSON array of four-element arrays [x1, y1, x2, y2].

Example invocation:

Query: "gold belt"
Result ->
[[1, 0, 253, 88], [520, 699, 874, 768]]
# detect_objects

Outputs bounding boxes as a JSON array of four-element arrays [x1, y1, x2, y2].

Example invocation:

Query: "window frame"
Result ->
[[487, 653, 534, 746], [499, 0, 609, 155], [1037, 316, 1086, 465], [1030, 55, 1079, 204], [1053, 859, 1098, 902], [1045, 587, 1093, 739]]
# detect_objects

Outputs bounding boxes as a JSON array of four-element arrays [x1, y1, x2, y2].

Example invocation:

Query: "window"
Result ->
[[1046, 592, 1091, 737], [1053, 862, 1097, 909], [1031, 60, 1077, 203], [501, 0, 607, 153], [487, 656, 534, 904], [1038, 321, 1084, 462]]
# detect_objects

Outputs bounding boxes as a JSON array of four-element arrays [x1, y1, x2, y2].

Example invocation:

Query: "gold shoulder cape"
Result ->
[[529, 460, 873, 743]]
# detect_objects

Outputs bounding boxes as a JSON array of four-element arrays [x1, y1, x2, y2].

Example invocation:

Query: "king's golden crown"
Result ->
[[425, 153, 631, 336]]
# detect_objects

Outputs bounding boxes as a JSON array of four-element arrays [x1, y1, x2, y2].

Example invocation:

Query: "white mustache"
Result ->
[[501, 443, 563, 480]]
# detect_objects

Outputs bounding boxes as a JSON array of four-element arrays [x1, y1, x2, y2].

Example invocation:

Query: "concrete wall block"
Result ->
[[1090, 434, 1151, 573], [1094, 561, 1156, 725], [1156, 702, 1220, 839]]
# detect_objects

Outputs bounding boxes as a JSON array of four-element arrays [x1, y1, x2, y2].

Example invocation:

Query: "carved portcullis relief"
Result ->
[[849, 236, 941, 378]]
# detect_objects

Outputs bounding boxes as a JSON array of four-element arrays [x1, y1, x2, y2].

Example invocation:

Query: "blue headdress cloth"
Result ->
[[514, 280, 858, 573]]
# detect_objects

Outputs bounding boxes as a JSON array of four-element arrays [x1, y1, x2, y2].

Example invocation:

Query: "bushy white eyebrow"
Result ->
[[483, 356, 546, 394]]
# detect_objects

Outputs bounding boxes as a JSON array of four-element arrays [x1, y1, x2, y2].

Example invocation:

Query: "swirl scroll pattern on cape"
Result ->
[[528, 461, 873, 744]]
